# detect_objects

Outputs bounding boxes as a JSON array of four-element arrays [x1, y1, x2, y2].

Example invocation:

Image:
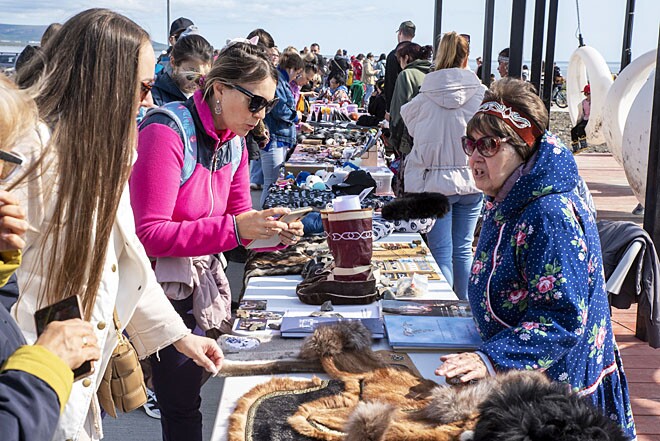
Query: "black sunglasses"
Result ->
[[225, 83, 279, 114], [462, 136, 510, 158], [0, 150, 24, 182], [140, 80, 154, 101]]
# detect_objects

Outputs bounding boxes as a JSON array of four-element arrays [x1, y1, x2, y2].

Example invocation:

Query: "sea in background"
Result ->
[[2, 43, 621, 76]]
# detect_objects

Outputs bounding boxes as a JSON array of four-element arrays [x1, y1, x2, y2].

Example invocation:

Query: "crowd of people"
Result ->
[[0, 9, 637, 441]]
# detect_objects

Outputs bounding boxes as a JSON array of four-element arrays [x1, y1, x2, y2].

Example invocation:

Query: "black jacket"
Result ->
[[328, 55, 350, 81], [384, 42, 406, 111], [598, 220, 660, 348], [151, 72, 187, 106]]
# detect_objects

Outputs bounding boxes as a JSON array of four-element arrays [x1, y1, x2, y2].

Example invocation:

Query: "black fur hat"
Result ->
[[381, 192, 450, 221]]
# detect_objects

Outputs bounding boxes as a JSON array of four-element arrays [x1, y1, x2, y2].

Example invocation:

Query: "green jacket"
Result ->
[[389, 59, 432, 155]]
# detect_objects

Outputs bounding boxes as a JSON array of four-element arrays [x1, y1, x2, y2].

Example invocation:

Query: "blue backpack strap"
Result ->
[[227, 136, 244, 180], [141, 102, 198, 186]]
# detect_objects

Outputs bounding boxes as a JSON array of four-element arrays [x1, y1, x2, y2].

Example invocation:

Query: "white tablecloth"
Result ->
[[210, 233, 457, 441]]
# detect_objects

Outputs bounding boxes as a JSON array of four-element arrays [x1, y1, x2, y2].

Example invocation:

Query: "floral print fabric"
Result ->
[[469, 133, 636, 439]]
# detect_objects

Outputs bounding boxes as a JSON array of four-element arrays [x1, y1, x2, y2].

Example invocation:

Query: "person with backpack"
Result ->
[[131, 41, 304, 440]]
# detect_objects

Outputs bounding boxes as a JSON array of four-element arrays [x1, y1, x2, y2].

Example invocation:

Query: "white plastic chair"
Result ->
[[605, 240, 643, 295]]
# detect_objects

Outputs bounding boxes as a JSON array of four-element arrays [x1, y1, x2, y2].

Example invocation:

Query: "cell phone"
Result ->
[[34, 295, 94, 381], [246, 207, 313, 250]]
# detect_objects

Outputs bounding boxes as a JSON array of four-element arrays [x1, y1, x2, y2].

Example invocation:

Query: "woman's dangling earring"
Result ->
[[214, 99, 222, 115]]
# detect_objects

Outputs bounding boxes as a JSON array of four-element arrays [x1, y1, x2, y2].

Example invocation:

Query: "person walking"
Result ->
[[400, 32, 485, 299], [384, 20, 415, 111], [362, 52, 377, 107]]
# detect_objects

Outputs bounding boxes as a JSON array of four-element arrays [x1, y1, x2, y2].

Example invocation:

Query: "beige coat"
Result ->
[[11, 125, 190, 441], [362, 59, 377, 85]]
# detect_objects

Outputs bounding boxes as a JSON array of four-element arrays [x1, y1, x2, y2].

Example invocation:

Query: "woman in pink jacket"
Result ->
[[130, 41, 303, 440]]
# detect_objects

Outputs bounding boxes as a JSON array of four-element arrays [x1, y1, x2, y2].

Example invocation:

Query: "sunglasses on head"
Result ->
[[225, 83, 279, 114], [461, 136, 510, 158], [140, 80, 154, 101]]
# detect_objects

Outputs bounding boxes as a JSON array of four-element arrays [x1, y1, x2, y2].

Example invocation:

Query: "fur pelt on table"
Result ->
[[227, 322, 629, 441]]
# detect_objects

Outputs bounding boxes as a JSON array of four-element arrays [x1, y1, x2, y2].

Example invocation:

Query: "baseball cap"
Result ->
[[397, 20, 416, 36], [169, 17, 194, 37], [583, 84, 591, 94]]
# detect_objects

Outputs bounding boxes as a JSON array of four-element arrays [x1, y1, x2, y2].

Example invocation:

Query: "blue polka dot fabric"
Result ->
[[469, 133, 636, 439]]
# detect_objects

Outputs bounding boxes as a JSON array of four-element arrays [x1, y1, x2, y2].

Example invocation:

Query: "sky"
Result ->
[[1, 0, 658, 64]]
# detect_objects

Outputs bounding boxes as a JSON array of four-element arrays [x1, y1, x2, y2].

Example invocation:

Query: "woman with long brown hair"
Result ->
[[12, 9, 222, 440]]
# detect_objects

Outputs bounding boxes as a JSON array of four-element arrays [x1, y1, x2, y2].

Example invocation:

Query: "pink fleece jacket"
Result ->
[[130, 91, 252, 257]]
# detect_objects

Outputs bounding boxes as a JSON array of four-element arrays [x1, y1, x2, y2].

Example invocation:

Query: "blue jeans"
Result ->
[[250, 158, 263, 185], [426, 193, 483, 300], [259, 144, 286, 208], [363, 84, 374, 107]]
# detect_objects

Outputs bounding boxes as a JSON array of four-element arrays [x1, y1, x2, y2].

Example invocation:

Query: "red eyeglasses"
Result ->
[[140, 80, 155, 101], [462, 136, 510, 158]]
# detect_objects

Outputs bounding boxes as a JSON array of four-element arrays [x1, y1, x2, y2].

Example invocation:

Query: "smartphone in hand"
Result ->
[[34, 295, 94, 381], [246, 207, 313, 250]]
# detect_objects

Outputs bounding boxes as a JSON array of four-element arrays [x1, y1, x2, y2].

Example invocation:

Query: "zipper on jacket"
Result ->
[[208, 141, 220, 217]]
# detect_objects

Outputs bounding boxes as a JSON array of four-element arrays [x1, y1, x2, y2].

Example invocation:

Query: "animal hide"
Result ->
[[227, 322, 628, 441], [381, 192, 450, 221]]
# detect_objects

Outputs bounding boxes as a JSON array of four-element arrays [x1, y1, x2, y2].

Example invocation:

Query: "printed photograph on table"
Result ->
[[384, 316, 482, 351], [280, 317, 385, 338], [236, 318, 268, 332], [381, 300, 472, 317], [235, 310, 285, 320], [238, 299, 268, 311]]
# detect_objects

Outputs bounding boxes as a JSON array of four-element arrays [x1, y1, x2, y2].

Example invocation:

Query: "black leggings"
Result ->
[[571, 120, 588, 142]]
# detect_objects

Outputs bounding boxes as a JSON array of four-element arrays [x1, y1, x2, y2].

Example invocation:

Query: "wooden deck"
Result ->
[[575, 153, 660, 440]]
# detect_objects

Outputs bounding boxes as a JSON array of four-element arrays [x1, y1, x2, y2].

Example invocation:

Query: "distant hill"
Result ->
[[0, 23, 167, 52], [0, 23, 46, 46]]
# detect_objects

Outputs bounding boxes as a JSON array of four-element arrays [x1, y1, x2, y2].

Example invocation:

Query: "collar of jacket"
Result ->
[[492, 132, 579, 221], [154, 72, 187, 101], [193, 90, 236, 145], [277, 66, 291, 83], [404, 59, 433, 74]]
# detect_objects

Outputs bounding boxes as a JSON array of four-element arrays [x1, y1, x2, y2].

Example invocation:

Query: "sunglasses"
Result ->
[[226, 83, 279, 114], [462, 136, 510, 158], [140, 80, 154, 101], [0, 150, 24, 182], [460, 33, 471, 47]]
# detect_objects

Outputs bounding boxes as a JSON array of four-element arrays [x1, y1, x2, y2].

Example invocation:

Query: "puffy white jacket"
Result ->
[[400, 67, 486, 195], [12, 125, 190, 441]]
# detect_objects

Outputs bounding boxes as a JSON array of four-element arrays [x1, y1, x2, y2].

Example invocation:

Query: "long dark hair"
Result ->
[[15, 8, 149, 319], [171, 34, 213, 66]]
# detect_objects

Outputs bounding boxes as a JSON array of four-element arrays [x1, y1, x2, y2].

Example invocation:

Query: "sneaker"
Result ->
[[142, 388, 161, 419]]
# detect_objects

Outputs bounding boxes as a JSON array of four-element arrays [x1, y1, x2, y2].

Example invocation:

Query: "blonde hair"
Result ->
[[434, 32, 469, 70], [0, 74, 37, 156]]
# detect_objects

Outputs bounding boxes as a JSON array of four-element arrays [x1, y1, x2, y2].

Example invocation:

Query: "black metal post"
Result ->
[[508, 0, 526, 78], [620, 0, 636, 72], [434, 0, 443, 53], [482, 0, 495, 87], [530, 0, 546, 93], [542, 0, 559, 116]]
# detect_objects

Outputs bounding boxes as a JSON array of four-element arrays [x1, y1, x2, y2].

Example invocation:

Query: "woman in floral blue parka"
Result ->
[[436, 78, 636, 440]]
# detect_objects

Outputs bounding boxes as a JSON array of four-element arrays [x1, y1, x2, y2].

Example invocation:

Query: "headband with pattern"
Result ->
[[476, 100, 544, 147]]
